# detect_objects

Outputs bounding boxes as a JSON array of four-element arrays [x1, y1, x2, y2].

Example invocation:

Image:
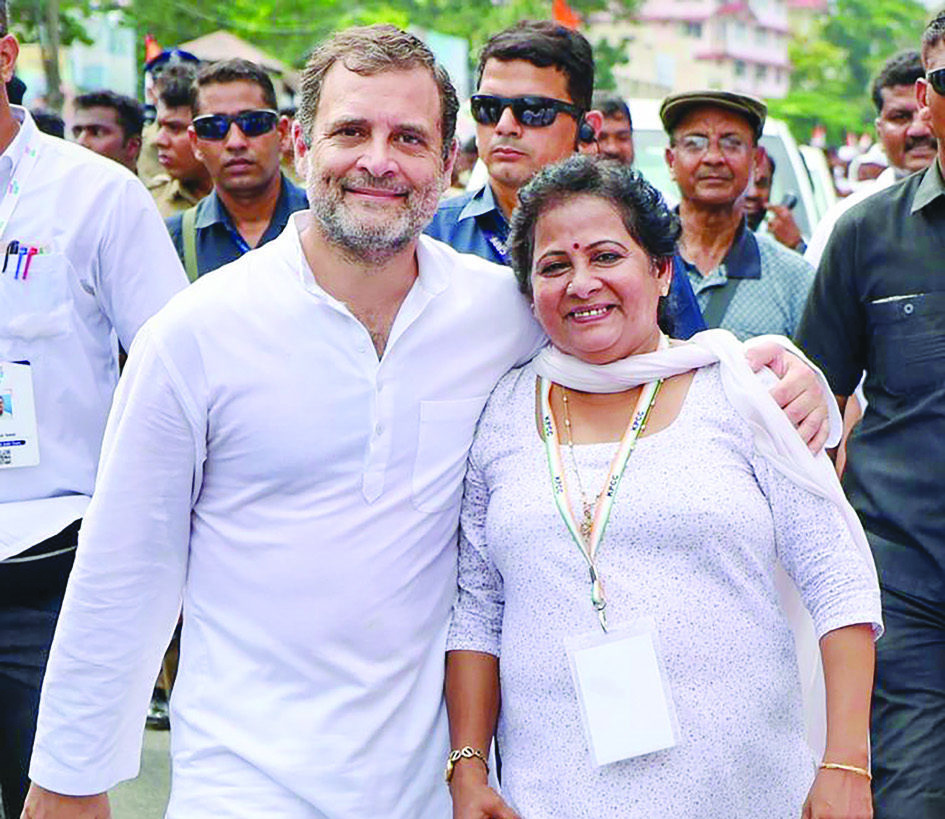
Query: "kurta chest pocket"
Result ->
[[412, 396, 487, 514], [0, 251, 73, 340], [867, 291, 945, 395]]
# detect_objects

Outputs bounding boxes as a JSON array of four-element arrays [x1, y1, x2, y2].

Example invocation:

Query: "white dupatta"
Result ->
[[534, 329, 879, 757]]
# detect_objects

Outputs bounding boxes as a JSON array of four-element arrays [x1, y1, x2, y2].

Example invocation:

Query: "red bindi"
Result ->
[[572, 242, 580, 250]]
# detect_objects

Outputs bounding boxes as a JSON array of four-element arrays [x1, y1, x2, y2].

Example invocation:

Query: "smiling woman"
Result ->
[[443, 155, 882, 819]]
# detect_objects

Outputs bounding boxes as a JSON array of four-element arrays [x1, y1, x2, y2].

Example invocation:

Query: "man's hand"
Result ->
[[21, 784, 110, 819], [766, 204, 804, 251], [801, 768, 872, 819], [449, 763, 520, 819], [745, 341, 830, 453]]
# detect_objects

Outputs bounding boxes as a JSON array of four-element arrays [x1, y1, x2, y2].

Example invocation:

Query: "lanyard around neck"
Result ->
[[539, 375, 662, 632], [0, 131, 39, 248], [224, 220, 253, 255]]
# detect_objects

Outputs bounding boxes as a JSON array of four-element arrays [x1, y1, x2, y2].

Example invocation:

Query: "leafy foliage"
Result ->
[[770, 0, 929, 143], [13, 0, 96, 47]]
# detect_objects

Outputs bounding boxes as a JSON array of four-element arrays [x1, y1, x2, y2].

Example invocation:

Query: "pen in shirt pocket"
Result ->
[[2, 240, 19, 274], [3, 240, 46, 278]]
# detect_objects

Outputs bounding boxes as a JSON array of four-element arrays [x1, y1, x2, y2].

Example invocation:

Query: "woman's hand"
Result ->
[[801, 767, 872, 819], [449, 763, 521, 819]]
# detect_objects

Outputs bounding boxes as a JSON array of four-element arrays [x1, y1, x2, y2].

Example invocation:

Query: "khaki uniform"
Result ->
[[147, 173, 204, 219], [137, 122, 163, 185]]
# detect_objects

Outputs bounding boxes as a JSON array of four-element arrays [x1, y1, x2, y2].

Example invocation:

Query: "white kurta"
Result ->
[[29, 217, 544, 817]]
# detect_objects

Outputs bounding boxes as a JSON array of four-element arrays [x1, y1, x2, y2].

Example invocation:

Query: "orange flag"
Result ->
[[144, 34, 163, 63], [552, 0, 581, 29]]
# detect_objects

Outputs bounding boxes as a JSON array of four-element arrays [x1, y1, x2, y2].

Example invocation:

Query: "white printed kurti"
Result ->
[[448, 363, 881, 818]]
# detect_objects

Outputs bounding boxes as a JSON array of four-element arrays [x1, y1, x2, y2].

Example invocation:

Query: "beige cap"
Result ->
[[660, 90, 767, 140]]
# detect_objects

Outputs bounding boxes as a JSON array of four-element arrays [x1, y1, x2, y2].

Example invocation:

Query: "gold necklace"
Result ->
[[560, 387, 598, 544]]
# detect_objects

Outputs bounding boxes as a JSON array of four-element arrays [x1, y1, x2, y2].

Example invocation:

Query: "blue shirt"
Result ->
[[675, 219, 813, 341], [427, 185, 706, 339], [167, 174, 308, 277], [425, 185, 510, 266]]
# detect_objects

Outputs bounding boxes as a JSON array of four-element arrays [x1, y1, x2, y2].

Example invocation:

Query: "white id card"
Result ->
[[566, 618, 679, 767], [0, 361, 40, 468]]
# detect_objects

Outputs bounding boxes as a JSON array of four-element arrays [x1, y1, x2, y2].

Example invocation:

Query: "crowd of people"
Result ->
[[1, 4, 943, 818]]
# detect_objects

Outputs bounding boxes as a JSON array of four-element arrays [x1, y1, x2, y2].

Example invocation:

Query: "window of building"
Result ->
[[734, 60, 746, 76]]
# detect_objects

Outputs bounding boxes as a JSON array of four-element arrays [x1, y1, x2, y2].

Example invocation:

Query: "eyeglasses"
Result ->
[[470, 95, 582, 128], [674, 134, 749, 158], [191, 109, 279, 140], [926, 68, 945, 96]]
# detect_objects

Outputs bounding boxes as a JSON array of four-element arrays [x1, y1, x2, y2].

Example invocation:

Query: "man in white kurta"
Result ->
[[25, 26, 543, 819]]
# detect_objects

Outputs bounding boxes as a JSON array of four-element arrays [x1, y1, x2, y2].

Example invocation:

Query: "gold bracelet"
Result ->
[[819, 762, 872, 781], [444, 746, 489, 783]]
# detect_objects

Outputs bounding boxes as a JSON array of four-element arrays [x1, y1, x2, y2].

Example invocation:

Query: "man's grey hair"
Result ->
[[0, 1, 7, 37], [296, 24, 458, 160]]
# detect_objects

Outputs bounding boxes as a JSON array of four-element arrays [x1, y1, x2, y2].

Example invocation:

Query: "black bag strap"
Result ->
[[701, 277, 742, 328]]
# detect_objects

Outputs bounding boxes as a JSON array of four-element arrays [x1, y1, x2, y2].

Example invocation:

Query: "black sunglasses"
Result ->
[[470, 94, 582, 128], [927, 68, 945, 96], [192, 109, 279, 140]]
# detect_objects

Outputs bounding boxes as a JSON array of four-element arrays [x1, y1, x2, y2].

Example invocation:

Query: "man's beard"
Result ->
[[308, 170, 442, 263]]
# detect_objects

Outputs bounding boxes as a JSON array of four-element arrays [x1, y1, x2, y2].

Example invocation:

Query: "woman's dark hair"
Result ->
[[508, 155, 682, 335]]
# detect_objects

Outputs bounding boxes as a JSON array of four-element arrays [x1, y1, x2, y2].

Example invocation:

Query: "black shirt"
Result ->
[[796, 160, 945, 600]]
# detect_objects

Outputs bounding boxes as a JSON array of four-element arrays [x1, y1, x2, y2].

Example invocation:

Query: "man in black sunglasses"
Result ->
[[426, 21, 708, 339], [165, 58, 307, 280], [425, 25, 594, 253], [426, 22, 599, 261], [797, 14, 945, 819]]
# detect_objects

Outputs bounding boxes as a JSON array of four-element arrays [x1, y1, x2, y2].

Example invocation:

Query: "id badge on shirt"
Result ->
[[565, 618, 679, 767], [0, 361, 40, 468]]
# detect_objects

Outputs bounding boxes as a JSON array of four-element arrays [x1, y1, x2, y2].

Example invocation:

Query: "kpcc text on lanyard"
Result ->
[[539, 375, 663, 632]]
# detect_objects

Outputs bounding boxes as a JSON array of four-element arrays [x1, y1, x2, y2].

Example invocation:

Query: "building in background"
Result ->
[[590, 0, 792, 99]]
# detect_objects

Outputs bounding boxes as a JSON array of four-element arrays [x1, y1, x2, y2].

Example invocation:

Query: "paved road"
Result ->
[[111, 728, 171, 818], [1, 729, 171, 819]]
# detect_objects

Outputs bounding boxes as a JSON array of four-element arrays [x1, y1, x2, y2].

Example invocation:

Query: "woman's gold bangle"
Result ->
[[819, 762, 872, 781]]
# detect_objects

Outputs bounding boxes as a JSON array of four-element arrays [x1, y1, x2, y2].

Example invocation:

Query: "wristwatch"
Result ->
[[444, 746, 489, 783]]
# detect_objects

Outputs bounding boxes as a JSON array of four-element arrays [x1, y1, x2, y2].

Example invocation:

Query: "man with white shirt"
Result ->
[[805, 50, 936, 267], [23, 25, 543, 819], [0, 9, 187, 819], [24, 23, 838, 819]]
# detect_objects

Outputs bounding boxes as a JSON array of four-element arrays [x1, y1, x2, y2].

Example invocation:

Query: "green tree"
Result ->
[[120, 0, 641, 73], [14, 0, 642, 111], [12, 0, 96, 112], [770, 0, 928, 144], [592, 35, 633, 91]]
